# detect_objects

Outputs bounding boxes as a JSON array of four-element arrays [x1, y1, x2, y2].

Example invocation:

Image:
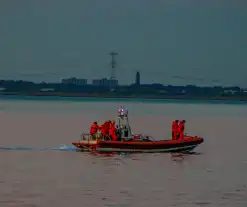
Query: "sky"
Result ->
[[0, 0, 246, 86]]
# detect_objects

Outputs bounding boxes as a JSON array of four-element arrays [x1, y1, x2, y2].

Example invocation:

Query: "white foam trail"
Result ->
[[0, 145, 77, 151]]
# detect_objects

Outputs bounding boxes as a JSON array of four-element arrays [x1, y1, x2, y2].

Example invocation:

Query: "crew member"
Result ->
[[178, 120, 186, 140], [172, 120, 179, 140], [109, 120, 117, 141], [101, 120, 110, 139], [90, 121, 100, 138]]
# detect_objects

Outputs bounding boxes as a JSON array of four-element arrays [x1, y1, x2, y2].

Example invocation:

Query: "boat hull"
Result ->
[[72, 136, 204, 153]]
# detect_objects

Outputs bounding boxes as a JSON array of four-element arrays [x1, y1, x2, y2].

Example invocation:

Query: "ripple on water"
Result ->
[[1, 101, 247, 206]]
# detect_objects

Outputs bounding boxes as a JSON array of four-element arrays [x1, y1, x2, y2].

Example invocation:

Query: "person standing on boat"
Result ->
[[178, 120, 186, 140], [109, 120, 117, 141], [101, 120, 110, 139], [172, 120, 179, 140], [90, 121, 101, 139]]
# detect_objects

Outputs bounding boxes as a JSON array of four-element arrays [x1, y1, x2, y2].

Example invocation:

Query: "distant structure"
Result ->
[[135, 71, 140, 85], [92, 52, 119, 87], [109, 51, 118, 80], [61, 77, 87, 85], [92, 78, 118, 87]]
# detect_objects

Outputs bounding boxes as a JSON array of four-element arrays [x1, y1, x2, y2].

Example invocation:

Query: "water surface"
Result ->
[[0, 97, 246, 206]]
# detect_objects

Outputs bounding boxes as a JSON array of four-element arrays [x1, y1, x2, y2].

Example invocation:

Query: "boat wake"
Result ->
[[0, 144, 78, 151]]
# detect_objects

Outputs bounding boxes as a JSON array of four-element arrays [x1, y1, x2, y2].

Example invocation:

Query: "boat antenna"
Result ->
[[126, 109, 132, 135]]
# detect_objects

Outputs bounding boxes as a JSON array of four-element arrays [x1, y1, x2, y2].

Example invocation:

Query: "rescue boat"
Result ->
[[72, 107, 204, 153]]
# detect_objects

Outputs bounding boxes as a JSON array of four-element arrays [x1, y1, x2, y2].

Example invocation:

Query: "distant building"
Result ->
[[61, 77, 87, 85], [108, 79, 118, 87], [222, 89, 238, 95], [135, 71, 140, 85], [92, 78, 118, 87], [242, 88, 247, 93]]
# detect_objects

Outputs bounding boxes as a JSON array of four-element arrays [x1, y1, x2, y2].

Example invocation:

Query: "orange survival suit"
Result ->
[[172, 120, 179, 140], [178, 120, 185, 140], [101, 121, 110, 138], [90, 122, 100, 136], [109, 121, 117, 141]]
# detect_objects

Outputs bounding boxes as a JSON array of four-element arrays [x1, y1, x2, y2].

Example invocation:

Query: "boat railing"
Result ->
[[79, 132, 155, 142], [134, 133, 155, 140], [80, 133, 91, 141], [120, 134, 154, 142], [80, 132, 110, 142]]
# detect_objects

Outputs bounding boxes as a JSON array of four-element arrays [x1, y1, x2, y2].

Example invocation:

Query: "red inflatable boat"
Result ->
[[72, 135, 203, 153], [72, 106, 204, 153]]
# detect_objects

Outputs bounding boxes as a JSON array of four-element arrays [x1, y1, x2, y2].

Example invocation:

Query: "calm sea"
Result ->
[[0, 96, 247, 207]]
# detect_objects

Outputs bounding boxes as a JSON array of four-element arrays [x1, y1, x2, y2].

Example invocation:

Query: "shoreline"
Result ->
[[1, 92, 247, 102]]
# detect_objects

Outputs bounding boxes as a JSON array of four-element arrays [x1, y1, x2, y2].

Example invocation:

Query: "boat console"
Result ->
[[116, 106, 154, 142], [116, 106, 132, 140]]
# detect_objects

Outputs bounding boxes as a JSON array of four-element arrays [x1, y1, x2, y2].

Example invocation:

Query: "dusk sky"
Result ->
[[0, 0, 246, 86]]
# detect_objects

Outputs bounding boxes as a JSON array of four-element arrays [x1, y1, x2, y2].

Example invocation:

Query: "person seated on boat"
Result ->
[[90, 121, 101, 139], [101, 120, 110, 140], [172, 120, 179, 140], [178, 120, 186, 140], [109, 120, 117, 141]]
